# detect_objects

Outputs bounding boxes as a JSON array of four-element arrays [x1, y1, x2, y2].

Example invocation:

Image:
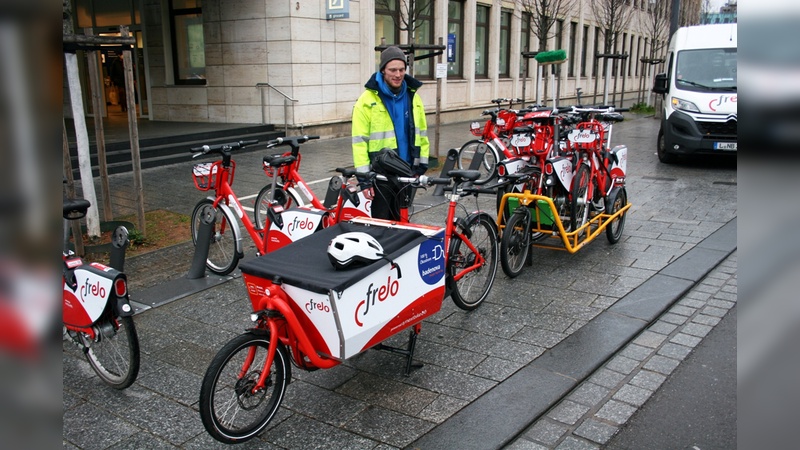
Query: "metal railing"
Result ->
[[256, 82, 298, 134]]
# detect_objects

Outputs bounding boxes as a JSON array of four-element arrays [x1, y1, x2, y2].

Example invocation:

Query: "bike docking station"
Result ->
[[128, 203, 235, 312], [238, 216, 448, 376]]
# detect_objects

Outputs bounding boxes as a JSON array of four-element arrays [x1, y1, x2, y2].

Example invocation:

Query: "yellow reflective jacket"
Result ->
[[351, 73, 429, 172]]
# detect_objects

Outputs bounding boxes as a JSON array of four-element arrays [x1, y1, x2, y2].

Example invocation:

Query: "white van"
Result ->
[[652, 23, 737, 163]]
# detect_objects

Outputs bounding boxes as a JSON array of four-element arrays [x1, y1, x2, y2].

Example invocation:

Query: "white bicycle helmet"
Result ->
[[327, 232, 384, 270]]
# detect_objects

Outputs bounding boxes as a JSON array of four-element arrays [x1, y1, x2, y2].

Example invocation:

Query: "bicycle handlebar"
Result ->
[[265, 135, 320, 148], [190, 139, 259, 155]]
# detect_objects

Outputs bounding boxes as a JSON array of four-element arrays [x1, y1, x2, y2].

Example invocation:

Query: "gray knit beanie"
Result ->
[[379, 46, 407, 72]]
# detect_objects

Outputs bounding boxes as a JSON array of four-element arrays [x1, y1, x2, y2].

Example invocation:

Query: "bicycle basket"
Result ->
[[192, 160, 233, 191], [470, 121, 483, 137]]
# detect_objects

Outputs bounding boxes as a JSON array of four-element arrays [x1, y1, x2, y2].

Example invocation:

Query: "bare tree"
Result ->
[[700, 0, 714, 23], [590, 0, 635, 104], [518, 0, 579, 52], [639, 0, 671, 104], [516, 0, 578, 103], [376, 0, 435, 75], [679, 0, 703, 26]]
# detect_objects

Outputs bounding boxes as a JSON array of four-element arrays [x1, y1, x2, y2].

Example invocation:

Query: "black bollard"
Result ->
[[187, 204, 215, 279], [109, 226, 129, 272], [433, 148, 460, 196]]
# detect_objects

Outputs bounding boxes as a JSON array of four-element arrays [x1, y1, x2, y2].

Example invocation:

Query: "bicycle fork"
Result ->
[[245, 283, 340, 392]]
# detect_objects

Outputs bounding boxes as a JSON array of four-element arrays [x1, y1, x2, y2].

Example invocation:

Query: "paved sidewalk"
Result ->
[[63, 115, 737, 449], [507, 252, 736, 449]]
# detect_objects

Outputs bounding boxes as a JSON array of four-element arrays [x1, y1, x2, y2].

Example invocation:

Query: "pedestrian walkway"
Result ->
[[507, 252, 737, 449]]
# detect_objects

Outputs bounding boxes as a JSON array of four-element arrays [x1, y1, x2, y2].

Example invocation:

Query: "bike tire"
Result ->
[[448, 213, 499, 310], [570, 164, 592, 232], [500, 209, 531, 278], [457, 140, 498, 185], [81, 315, 140, 390], [191, 199, 240, 275], [605, 187, 628, 244], [254, 183, 304, 229], [199, 332, 290, 444]]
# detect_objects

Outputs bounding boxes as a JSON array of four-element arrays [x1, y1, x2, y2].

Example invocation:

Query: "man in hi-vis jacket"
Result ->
[[351, 46, 430, 220]]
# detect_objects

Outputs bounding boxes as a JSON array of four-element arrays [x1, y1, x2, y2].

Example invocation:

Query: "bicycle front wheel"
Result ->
[[199, 333, 290, 444], [570, 164, 592, 233], [500, 210, 531, 278], [448, 213, 499, 310], [81, 315, 140, 390], [191, 199, 240, 275], [254, 184, 304, 229], [457, 140, 498, 185]]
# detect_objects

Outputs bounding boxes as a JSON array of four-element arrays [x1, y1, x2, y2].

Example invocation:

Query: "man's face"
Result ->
[[382, 60, 406, 90]]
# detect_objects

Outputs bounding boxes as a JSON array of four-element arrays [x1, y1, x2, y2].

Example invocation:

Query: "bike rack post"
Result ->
[[433, 148, 459, 196], [187, 204, 214, 279], [109, 226, 129, 272]]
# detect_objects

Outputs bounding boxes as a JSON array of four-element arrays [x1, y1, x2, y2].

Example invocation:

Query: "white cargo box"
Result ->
[[240, 217, 446, 360]]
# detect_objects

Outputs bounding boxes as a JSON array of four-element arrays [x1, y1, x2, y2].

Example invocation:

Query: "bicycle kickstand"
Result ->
[[375, 323, 424, 376]]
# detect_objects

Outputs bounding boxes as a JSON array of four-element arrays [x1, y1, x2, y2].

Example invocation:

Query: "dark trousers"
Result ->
[[371, 178, 412, 221]]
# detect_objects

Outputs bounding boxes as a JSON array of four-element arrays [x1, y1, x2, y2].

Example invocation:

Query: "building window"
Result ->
[[581, 25, 589, 77], [568, 21, 577, 77], [448, 1, 464, 78], [636, 36, 641, 76], [555, 19, 564, 51], [500, 9, 512, 77], [593, 28, 601, 77], [412, 0, 434, 79], [628, 33, 635, 76], [475, 4, 489, 78], [520, 12, 532, 76], [169, 0, 205, 85], [376, 0, 400, 70]]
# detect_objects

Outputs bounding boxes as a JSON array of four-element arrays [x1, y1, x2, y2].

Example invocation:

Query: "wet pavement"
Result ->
[[63, 114, 737, 449]]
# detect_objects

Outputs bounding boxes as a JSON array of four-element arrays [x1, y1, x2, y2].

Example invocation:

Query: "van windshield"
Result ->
[[675, 48, 737, 92]]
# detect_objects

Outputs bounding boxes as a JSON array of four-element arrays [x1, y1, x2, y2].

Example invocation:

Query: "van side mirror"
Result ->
[[652, 73, 668, 94]]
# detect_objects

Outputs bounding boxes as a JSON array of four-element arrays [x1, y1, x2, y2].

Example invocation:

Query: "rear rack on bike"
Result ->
[[497, 192, 631, 254]]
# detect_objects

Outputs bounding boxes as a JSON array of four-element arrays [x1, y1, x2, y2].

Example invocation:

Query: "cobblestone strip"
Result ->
[[507, 252, 737, 450]]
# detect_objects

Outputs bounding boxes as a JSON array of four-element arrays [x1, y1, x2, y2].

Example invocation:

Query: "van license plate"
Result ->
[[714, 142, 737, 151]]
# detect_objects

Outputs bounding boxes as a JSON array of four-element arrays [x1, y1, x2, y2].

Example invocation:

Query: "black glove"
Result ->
[[413, 164, 428, 176]]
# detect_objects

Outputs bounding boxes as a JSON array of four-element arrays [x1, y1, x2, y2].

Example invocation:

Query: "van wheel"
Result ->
[[657, 128, 676, 164]]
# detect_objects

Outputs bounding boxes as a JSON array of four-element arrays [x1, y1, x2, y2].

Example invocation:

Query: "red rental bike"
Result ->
[[457, 102, 531, 185], [62, 196, 140, 389], [564, 106, 627, 234], [189, 136, 373, 275], [253, 136, 372, 229], [198, 170, 499, 444]]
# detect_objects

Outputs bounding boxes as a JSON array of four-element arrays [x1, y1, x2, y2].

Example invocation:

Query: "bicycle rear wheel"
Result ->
[[605, 187, 627, 244], [254, 183, 304, 229], [80, 315, 140, 389], [200, 332, 290, 444], [448, 213, 499, 310], [191, 199, 240, 275], [457, 140, 498, 185], [500, 209, 531, 278]]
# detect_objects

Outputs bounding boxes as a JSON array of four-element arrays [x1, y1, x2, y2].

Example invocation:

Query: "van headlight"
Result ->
[[671, 97, 700, 113]]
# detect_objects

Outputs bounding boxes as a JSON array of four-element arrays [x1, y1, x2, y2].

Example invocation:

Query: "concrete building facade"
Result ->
[[70, 0, 668, 134]]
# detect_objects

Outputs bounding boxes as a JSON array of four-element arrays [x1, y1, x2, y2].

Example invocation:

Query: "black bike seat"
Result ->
[[263, 154, 297, 167], [63, 198, 91, 219]]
